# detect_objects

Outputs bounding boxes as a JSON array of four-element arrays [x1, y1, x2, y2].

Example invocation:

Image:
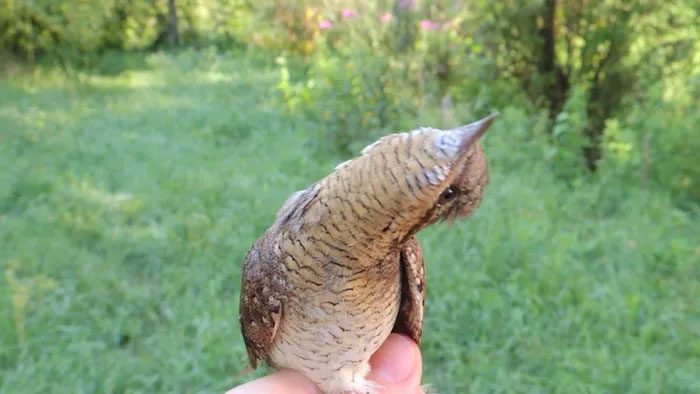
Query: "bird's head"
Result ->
[[414, 115, 495, 228], [331, 114, 496, 241]]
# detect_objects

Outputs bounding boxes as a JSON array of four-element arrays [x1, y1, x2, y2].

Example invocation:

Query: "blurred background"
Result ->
[[0, 1, 698, 392]]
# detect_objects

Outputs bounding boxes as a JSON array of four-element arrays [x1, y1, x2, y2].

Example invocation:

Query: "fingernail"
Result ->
[[371, 334, 418, 383]]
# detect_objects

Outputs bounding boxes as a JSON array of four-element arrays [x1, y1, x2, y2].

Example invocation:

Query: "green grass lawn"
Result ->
[[1, 51, 698, 393]]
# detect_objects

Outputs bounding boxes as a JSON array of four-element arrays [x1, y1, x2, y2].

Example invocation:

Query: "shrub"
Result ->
[[0, 0, 249, 63], [276, 2, 492, 153], [0, 0, 115, 62], [601, 83, 700, 206]]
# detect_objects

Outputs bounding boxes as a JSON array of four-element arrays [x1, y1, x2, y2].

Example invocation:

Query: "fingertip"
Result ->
[[368, 334, 422, 391], [227, 369, 320, 394]]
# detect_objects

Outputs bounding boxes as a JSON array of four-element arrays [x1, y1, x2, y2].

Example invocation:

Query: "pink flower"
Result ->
[[397, 0, 415, 11], [319, 19, 333, 30], [341, 9, 356, 19], [379, 12, 393, 24], [420, 19, 440, 31]]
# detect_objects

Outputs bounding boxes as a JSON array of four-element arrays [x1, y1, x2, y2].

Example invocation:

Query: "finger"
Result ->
[[368, 334, 423, 394], [226, 368, 320, 394]]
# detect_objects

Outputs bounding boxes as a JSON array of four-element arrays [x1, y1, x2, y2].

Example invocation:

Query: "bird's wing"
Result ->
[[392, 236, 426, 343], [239, 186, 320, 368], [239, 234, 284, 369]]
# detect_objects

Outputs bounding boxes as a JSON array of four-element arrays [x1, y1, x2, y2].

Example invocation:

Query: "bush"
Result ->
[[271, 0, 698, 210], [0, 0, 115, 62], [600, 83, 700, 205], [276, 2, 494, 153], [0, 0, 249, 64], [546, 86, 590, 181]]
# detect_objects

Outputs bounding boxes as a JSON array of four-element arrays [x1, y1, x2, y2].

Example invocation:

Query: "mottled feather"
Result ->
[[393, 236, 426, 343]]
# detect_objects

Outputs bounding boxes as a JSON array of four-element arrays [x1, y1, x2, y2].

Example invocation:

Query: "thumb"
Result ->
[[368, 334, 423, 394]]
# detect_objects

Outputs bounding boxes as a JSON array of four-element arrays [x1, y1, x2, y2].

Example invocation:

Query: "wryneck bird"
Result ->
[[240, 115, 496, 393]]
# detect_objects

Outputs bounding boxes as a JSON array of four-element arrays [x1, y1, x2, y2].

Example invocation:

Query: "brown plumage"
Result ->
[[239, 115, 496, 393]]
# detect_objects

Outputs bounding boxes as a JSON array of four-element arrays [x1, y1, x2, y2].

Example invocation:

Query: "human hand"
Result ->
[[227, 334, 423, 394]]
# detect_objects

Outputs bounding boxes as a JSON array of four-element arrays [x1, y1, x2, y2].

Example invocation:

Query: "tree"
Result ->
[[167, 0, 180, 46], [481, 0, 644, 170]]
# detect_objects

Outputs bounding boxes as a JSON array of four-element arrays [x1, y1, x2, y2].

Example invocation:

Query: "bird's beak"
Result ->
[[450, 113, 498, 151]]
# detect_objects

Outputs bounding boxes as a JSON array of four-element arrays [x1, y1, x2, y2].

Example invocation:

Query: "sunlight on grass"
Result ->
[[84, 71, 168, 89], [4, 260, 58, 345], [68, 179, 138, 211]]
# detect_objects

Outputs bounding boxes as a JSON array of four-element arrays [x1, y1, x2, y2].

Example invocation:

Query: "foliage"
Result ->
[[271, 0, 698, 206], [2, 1, 697, 203], [480, 0, 647, 169], [0, 0, 116, 61], [0, 0, 249, 63], [281, 26, 418, 151], [276, 2, 492, 153], [1, 52, 698, 392], [242, 0, 322, 55], [600, 82, 700, 204], [547, 86, 589, 181]]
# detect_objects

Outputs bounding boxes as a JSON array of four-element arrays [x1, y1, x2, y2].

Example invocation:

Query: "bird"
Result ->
[[239, 114, 496, 393]]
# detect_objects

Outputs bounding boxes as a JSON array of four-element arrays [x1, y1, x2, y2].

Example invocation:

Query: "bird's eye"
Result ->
[[439, 186, 457, 203]]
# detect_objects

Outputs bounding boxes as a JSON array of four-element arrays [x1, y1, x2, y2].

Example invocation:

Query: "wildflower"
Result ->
[[380, 12, 393, 24], [341, 9, 356, 19], [319, 19, 333, 30], [397, 0, 415, 11], [420, 19, 440, 31]]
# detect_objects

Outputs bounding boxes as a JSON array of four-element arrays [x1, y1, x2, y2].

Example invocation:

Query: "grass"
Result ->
[[1, 50, 698, 393]]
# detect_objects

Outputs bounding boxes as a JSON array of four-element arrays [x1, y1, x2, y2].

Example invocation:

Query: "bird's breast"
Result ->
[[268, 250, 402, 386]]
